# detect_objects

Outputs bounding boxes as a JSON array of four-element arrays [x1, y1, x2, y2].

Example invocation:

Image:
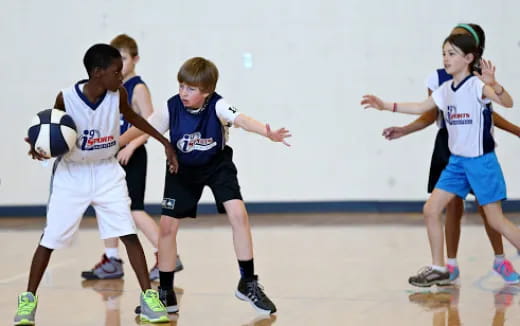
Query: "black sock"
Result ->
[[238, 259, 254, 279], [159, 271, 175, 290]]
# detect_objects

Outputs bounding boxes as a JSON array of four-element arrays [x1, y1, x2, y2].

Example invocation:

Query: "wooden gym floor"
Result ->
[[1, 212, 520, 325]]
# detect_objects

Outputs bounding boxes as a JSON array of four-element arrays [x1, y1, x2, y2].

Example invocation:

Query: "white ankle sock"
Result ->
[[495, 255, 505, 264], [447, 258, 458, 267], [431, 265, 447, 272], [105, 248, 119, 259]]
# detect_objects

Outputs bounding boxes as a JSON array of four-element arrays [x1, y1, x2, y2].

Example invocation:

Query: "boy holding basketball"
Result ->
[[15, 43, 177, 325]]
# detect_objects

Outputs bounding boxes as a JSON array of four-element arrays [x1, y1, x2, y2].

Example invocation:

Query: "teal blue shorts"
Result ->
[[435, 152, 506, 206]]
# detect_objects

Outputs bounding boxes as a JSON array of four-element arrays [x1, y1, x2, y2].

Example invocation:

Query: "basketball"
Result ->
[[27, 109, 78, 158]]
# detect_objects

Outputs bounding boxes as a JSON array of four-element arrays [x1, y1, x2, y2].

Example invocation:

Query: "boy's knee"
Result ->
[[159, 216, 179, 237], [228, 212, 249, 228]]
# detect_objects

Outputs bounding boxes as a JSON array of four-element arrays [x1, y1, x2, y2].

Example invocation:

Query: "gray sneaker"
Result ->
[[140, 289, 169, 323], [408, 266, 450, 287], [81, 254, 124, 280], [149, 255, 183, 281], [14, 292, 37, 325]]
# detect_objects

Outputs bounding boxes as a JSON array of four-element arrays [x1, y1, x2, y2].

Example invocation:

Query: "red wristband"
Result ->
[[392, 102, 397, 112]]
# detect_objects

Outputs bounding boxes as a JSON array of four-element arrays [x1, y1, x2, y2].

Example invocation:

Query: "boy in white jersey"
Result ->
[[14, 44, 178, 325], [362, 33, 520, 287], [122, 57, 291, 315]]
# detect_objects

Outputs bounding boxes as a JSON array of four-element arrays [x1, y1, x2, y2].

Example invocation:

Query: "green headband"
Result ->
[[456, 24, 480, 46]]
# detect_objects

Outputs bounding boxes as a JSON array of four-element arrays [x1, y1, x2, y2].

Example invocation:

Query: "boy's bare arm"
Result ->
[[119, 87, 178, 172], [233, 114, 291, 146]]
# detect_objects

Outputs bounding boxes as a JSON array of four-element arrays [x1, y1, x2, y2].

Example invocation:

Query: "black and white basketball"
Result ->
[[27, 109, 77, 158]]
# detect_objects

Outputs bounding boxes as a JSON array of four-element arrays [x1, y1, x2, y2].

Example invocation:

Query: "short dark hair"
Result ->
[[83, 44, 122, 76]]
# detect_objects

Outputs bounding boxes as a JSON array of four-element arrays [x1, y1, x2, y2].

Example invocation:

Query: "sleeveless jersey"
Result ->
[[120, 76, 145, 134], [431, 75, 494, 157], [167, 93, 225, 166], [61, 80, 120, 162]]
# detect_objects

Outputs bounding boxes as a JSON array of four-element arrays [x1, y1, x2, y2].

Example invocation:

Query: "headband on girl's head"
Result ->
[[456, 24, 480, 46]]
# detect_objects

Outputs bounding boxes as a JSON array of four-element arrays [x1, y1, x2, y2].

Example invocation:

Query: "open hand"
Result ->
[[266, 124, 291, 147], [473, 59, 497, 86], [361, 95, 385, 110]]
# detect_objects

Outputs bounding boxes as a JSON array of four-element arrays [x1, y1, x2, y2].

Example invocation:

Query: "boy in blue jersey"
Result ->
[[81, 34, 183, 283], [122, 57, 290, 314]]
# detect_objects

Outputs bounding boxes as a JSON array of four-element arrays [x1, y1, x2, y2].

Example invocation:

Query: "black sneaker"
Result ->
[[235, 275, 277, 314], [408, 266, 451, 287], [135, 286, 178, 314]]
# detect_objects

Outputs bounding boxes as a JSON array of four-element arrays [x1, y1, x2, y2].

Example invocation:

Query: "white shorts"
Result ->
[[40, 157, 136, 249]]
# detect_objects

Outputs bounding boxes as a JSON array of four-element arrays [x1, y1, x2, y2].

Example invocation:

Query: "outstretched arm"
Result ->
[[233, 114, 291, 146], [493, 112, 520, 137], [119, 87, 178, 173], [383, 108, 437, 140], [361, 95, 437, 114], [382, 89, 437, 140]]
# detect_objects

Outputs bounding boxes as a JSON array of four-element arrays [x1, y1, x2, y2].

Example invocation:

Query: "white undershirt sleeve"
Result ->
[[215, 98, 240, 125], [147, 106, 170, 134]]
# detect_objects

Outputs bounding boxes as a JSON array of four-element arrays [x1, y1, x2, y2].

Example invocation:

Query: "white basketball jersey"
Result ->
[[61, 80, 120, 162], [432, 76, 495, 158]]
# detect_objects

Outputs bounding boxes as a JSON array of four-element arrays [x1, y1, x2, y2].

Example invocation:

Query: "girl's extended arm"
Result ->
[[361, 95, 437, 114]]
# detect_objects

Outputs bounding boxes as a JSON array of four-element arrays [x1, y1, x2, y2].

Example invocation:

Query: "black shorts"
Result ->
[[427, 128, 450, 193], [122, 145, 147, 210], [161, 146, 243, 218]]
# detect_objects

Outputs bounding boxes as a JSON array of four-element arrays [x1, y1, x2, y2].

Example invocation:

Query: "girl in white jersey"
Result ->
[[361, 33, 520, 287], [381, 24, 520, 285]]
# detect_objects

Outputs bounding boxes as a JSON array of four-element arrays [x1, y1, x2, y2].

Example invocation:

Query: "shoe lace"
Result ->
[[415, 266, 433, 277], [144, 291, 166, 312], [17, 296, 35, 315], [247, 280, 268, 301]]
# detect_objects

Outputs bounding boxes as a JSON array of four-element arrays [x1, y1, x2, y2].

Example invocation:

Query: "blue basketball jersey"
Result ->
[[120, 76, 145, 134], [167, 93, 225, 166], [437, 68, 452, 86]]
